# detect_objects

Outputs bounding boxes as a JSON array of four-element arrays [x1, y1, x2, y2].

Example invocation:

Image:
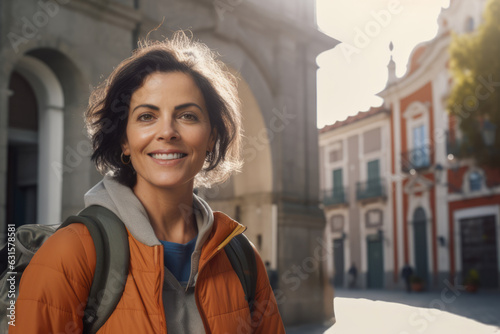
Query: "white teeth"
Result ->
[[151, 153, 185, 160]]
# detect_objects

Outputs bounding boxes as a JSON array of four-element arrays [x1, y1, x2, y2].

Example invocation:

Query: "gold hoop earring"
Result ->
[[121, 153, 131, 165]]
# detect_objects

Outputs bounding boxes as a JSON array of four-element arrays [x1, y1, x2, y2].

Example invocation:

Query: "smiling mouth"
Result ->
[[149, 153, 187, 160]]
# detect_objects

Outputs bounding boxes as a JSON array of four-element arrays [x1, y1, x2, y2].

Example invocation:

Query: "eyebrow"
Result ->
[[132, 103, 203, 114], [132, 104, 159, 114], [175, 103, 203, 112]]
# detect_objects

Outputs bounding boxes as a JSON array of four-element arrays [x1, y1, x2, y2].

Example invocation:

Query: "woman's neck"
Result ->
[[132, 181, 198, 244]]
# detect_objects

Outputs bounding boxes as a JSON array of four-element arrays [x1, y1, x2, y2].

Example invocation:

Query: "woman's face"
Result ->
[[122, 71, 215, 191]]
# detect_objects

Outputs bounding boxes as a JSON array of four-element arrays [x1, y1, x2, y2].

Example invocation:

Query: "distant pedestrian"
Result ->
[[401, 263, 413, 293], [348, 262, 358, 289]]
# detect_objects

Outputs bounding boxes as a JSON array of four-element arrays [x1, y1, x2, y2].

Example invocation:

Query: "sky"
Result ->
[[316, 0, 451, 128]]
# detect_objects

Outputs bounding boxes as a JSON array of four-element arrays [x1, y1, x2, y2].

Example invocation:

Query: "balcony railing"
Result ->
[[321, 187, 348, 207], [356, 178, 386, 201], [401, 145, 433, 173]]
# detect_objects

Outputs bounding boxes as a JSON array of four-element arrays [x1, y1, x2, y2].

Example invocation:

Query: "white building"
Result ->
[[319, 107, 395, 289]]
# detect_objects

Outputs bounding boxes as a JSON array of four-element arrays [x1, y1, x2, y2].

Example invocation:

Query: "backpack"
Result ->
[[0, 205, 129, 334], [0, 205, 257, 333], [225, 233, 257, 315]]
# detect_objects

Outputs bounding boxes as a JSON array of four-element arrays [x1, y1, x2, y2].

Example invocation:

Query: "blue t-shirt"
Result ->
[[159, 236, 197, 284]]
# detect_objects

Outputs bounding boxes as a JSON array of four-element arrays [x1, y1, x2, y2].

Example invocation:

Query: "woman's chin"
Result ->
[[140, 176, 195, 191]]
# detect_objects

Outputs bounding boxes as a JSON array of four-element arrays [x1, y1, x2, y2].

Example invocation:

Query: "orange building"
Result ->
[[321, 0, 499, 290]]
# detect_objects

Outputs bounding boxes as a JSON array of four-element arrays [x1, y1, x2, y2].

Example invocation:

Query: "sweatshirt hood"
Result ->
[[83, 175, 214, 247]]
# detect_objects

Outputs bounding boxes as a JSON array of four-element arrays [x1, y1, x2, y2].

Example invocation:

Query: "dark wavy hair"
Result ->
[[86, 31, 242, 188]]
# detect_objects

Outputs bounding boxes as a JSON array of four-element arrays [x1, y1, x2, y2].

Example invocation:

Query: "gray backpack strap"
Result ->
[[59, 205, 129, 334], [225, 233, 257, 316]]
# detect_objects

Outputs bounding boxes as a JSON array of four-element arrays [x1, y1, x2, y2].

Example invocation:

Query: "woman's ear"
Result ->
[[121, 136, 130, 156]]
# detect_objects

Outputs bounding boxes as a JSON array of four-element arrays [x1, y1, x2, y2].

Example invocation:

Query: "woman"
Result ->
[[12, 32, 285, 333]]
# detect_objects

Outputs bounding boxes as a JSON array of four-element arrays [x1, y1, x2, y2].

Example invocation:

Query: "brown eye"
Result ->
[[180, 113, 199, 121], [138, 113, 154, 122]]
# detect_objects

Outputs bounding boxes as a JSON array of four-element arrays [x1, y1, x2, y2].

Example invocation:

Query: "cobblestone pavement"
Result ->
[[286, 288, 500, 334]]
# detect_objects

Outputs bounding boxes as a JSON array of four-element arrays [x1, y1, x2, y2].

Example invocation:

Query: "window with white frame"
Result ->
[[412, 124, 430, 168], [469, 171, 482, 192], [404, 102, 431, 170], [366, 209, 383, 228], [330, 215, 345, 232]]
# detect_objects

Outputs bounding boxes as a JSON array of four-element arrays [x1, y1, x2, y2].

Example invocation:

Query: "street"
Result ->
[[286, 288, 500, 334]]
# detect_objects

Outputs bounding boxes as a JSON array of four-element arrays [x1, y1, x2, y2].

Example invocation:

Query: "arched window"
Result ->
[[469, 171, 482, 192]]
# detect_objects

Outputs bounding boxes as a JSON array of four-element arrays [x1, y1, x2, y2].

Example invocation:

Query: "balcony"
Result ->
[[356, 178, 386, 201], [401, 145, 433, 173], [321, 187, 348, 207]]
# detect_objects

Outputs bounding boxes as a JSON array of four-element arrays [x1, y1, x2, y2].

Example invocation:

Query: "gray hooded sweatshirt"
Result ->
[[84, 175, 213, 333]]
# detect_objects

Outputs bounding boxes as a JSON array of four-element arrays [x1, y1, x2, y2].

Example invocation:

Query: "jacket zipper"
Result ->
[[194, 251, 219, 334], [194, 225, 247, 334]]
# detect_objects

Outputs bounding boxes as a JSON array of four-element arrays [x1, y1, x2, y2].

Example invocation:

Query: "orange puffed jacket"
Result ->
[[11, 212, 285, 333]]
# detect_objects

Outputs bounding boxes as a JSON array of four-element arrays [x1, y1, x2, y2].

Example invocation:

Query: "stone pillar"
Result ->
[[37, 106, 64, 225], [273, 34, 328, 325]]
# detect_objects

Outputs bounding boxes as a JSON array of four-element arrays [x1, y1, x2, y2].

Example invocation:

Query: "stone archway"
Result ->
[[25, 47, 94, 220], [233, 75, 276, 266], [1, 45, 90, 239], [202, 73, 276, 266], [192, 28, 334, 324], [7, 56, 64, 227]]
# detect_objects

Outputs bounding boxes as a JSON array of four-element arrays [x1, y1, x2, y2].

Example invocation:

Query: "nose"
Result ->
[[157, 117, 180, 142]]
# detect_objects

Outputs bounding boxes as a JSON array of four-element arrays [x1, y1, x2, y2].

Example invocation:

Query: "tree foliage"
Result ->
[[448, 0, 500, 167]]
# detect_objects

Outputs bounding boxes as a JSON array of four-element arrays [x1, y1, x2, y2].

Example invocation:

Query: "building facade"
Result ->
[[319, 107, 395, 289], [0, 0, 337, 324], [383, 0, 499, 290], [321, 0, 500, 291]]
